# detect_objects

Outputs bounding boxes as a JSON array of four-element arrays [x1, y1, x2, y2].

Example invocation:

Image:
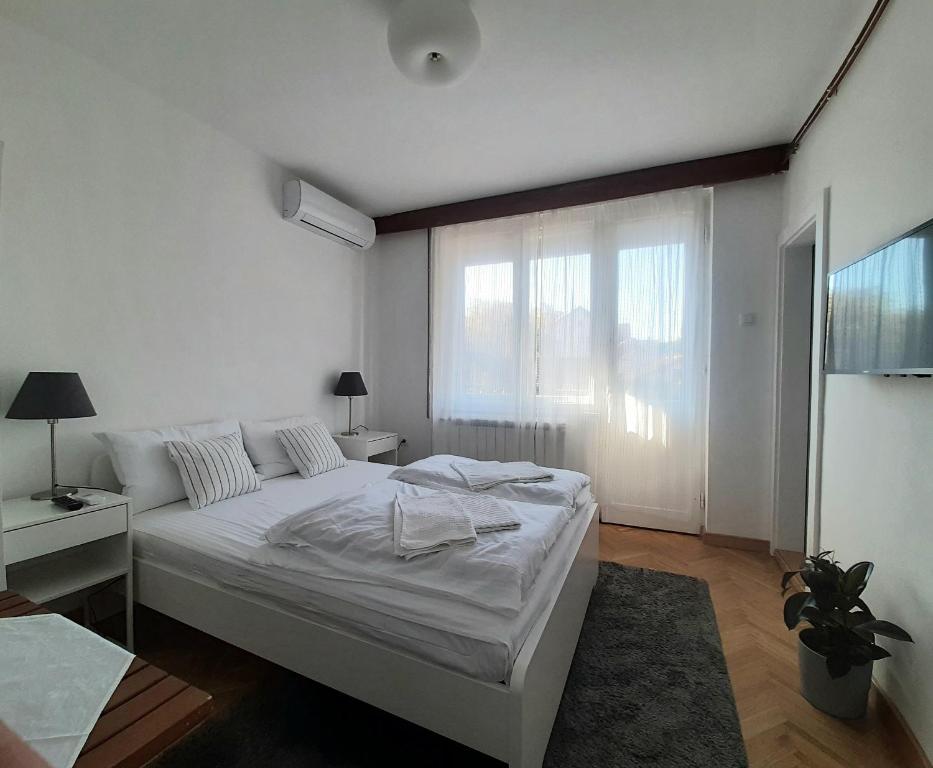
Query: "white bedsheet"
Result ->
[[261, 480, 573, 616], [132, 461, 594, 682]]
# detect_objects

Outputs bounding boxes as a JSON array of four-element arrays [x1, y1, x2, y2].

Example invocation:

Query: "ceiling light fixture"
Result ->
[[387, 0, 481, 87]]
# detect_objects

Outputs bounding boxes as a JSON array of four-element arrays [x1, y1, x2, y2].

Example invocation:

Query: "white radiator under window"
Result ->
[[432, 419, 566, 467]]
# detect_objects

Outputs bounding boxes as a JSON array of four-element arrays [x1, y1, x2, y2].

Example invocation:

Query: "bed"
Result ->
[[96, 456, 599, 768]]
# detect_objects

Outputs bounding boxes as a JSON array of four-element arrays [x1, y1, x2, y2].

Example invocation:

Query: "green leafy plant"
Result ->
[[782, 551, 913, 679]]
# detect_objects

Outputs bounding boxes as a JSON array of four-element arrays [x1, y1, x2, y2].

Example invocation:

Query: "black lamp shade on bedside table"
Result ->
[[334, 371, 368, 398], [5, 372, 97, 500], [334, 371, 367, 436], [6, 372, 96, 420]]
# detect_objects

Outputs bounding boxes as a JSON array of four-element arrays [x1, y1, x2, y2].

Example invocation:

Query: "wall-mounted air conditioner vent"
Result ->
[[283, 179, 375, 250]]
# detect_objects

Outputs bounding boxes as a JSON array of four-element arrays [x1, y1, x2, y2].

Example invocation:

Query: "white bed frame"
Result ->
[[134, 503, 597, 767], [94, 435, 600, 768]]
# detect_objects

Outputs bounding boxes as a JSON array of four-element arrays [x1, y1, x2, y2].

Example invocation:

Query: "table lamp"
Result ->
[[5, 372, 97, 499], [334, 371, 367, 436]]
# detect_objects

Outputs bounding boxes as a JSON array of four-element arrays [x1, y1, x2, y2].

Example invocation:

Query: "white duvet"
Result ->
[[257, 479, 575, 616], [389, 454, 590, 510]]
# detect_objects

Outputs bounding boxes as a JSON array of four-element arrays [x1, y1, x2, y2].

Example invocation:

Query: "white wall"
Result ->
[[365, 176, 785, 544], [363, 230, 432, 463], [0, 18, 364, 499], [782, 0, 933, 754], [706, 175, 784, 540]]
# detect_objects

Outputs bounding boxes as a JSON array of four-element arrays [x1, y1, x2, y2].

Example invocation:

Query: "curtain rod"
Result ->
[[788, 0, 891, 157]]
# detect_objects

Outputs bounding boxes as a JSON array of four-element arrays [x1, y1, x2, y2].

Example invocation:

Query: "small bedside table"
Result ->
[[1, 490, 134, 650], [332, 430, 400, 464]]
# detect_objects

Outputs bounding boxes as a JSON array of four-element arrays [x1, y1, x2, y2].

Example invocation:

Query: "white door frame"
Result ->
[[770, 187, 830, 558]]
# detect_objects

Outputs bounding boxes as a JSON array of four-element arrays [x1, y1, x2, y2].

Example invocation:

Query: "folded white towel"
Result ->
[[451, 460, 555, 491], [394, 491, 476, 560], [390, 454, 590, 510], [451, 492, 521, 533]]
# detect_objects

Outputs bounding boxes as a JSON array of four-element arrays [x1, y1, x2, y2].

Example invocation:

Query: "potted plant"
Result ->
[[782, 551, 913, 719]]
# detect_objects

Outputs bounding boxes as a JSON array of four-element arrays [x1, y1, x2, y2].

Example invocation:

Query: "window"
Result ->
[[431, 188, 711, 532], [617, 243, 687, 402], [531, 252, 593, 406], [461, 261, 515, 412]]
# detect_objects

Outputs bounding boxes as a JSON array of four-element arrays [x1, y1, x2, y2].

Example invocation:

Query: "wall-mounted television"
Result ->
[[825, 216, 933, 375]]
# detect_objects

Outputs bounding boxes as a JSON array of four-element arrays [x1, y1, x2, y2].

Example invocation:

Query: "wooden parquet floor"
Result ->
[[600, 523, 922, 768]]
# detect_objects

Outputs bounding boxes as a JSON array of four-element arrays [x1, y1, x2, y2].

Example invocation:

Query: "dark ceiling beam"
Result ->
[[374, 144, 790, 235]]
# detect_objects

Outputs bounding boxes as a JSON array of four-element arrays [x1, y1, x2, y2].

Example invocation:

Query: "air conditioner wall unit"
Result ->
[[283, 179, 376, 250]]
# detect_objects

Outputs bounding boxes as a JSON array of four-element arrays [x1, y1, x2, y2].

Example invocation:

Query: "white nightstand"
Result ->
[[1, 490, 133, 650], [332, 430, 400, 464]]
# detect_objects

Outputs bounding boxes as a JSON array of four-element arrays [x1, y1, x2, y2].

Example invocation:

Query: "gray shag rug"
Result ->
[[153, 562, 747, 768]]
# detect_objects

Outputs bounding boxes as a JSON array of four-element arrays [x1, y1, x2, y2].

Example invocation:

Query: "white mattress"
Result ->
[[132, 460, 593, 682]]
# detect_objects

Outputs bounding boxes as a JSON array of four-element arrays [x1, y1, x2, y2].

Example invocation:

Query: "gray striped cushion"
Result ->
[[275, 422, 346, 479], [165, 432, 261, 509]]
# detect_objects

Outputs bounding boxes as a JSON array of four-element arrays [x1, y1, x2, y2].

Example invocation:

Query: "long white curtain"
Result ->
[[431, 188, 710, 533]]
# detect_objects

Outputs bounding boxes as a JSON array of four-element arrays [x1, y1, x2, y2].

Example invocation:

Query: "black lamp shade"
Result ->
[[334, 371, 368, 397], [5, 372, 96, 420]]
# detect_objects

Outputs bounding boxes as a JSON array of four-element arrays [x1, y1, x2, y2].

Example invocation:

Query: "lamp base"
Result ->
[[339, 430, 359, 437], [31, 485, 79, 501]]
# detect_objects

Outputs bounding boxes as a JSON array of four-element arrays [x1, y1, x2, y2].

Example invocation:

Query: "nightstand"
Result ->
[[1, 490, 133, 650], [332, 430, 400, 464]]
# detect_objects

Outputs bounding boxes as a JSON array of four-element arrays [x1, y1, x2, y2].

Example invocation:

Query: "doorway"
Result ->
[[772, 186, 830, 571]]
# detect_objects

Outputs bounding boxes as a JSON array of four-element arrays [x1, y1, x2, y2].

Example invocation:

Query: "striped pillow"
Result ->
[[275, 422, 347, 479], [165, 433, 261, 510]]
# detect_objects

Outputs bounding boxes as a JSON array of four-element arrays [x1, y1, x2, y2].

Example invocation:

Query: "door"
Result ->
[[598, 216, 710, 534]]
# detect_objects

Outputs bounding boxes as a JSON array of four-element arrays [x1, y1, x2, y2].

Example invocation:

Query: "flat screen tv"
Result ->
[[825, 216, 933, 375]]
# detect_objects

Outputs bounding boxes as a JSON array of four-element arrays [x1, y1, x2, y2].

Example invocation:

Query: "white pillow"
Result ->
[[95, 419, 241, 512], [275, 423, 347, 479], [166, 432, 261, 510], [240, 415, 319, 478]]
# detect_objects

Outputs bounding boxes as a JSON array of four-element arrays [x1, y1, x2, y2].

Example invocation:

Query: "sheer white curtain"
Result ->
[[431, 188, 710, 533]]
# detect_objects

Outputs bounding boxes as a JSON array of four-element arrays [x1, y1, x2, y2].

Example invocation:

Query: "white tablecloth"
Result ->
[[0, 614, 134, 767]]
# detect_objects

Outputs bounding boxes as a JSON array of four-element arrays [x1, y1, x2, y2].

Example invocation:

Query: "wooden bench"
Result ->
[[0, 590, 212, 767]]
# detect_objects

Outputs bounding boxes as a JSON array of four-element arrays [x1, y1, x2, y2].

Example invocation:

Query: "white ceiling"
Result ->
[[0, 0, 872, 217]]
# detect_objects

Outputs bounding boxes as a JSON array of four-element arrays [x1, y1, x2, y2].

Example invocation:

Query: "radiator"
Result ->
[[432, 419, 566, 468]]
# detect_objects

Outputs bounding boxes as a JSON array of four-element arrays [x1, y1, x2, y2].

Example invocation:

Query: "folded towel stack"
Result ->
[[393, 489, 522, 559], [451, 460, 555, 491], [394, 491, 475, 560], [451, 492, 521, 533]]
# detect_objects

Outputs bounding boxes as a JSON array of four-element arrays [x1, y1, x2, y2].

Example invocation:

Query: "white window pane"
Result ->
[[531, 253, 594, 406], [617, 244, 687, 405], [461, 262, 515, 407]]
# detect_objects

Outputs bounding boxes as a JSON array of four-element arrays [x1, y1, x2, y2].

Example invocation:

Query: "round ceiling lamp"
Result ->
[[387, 0, 481, 86]]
